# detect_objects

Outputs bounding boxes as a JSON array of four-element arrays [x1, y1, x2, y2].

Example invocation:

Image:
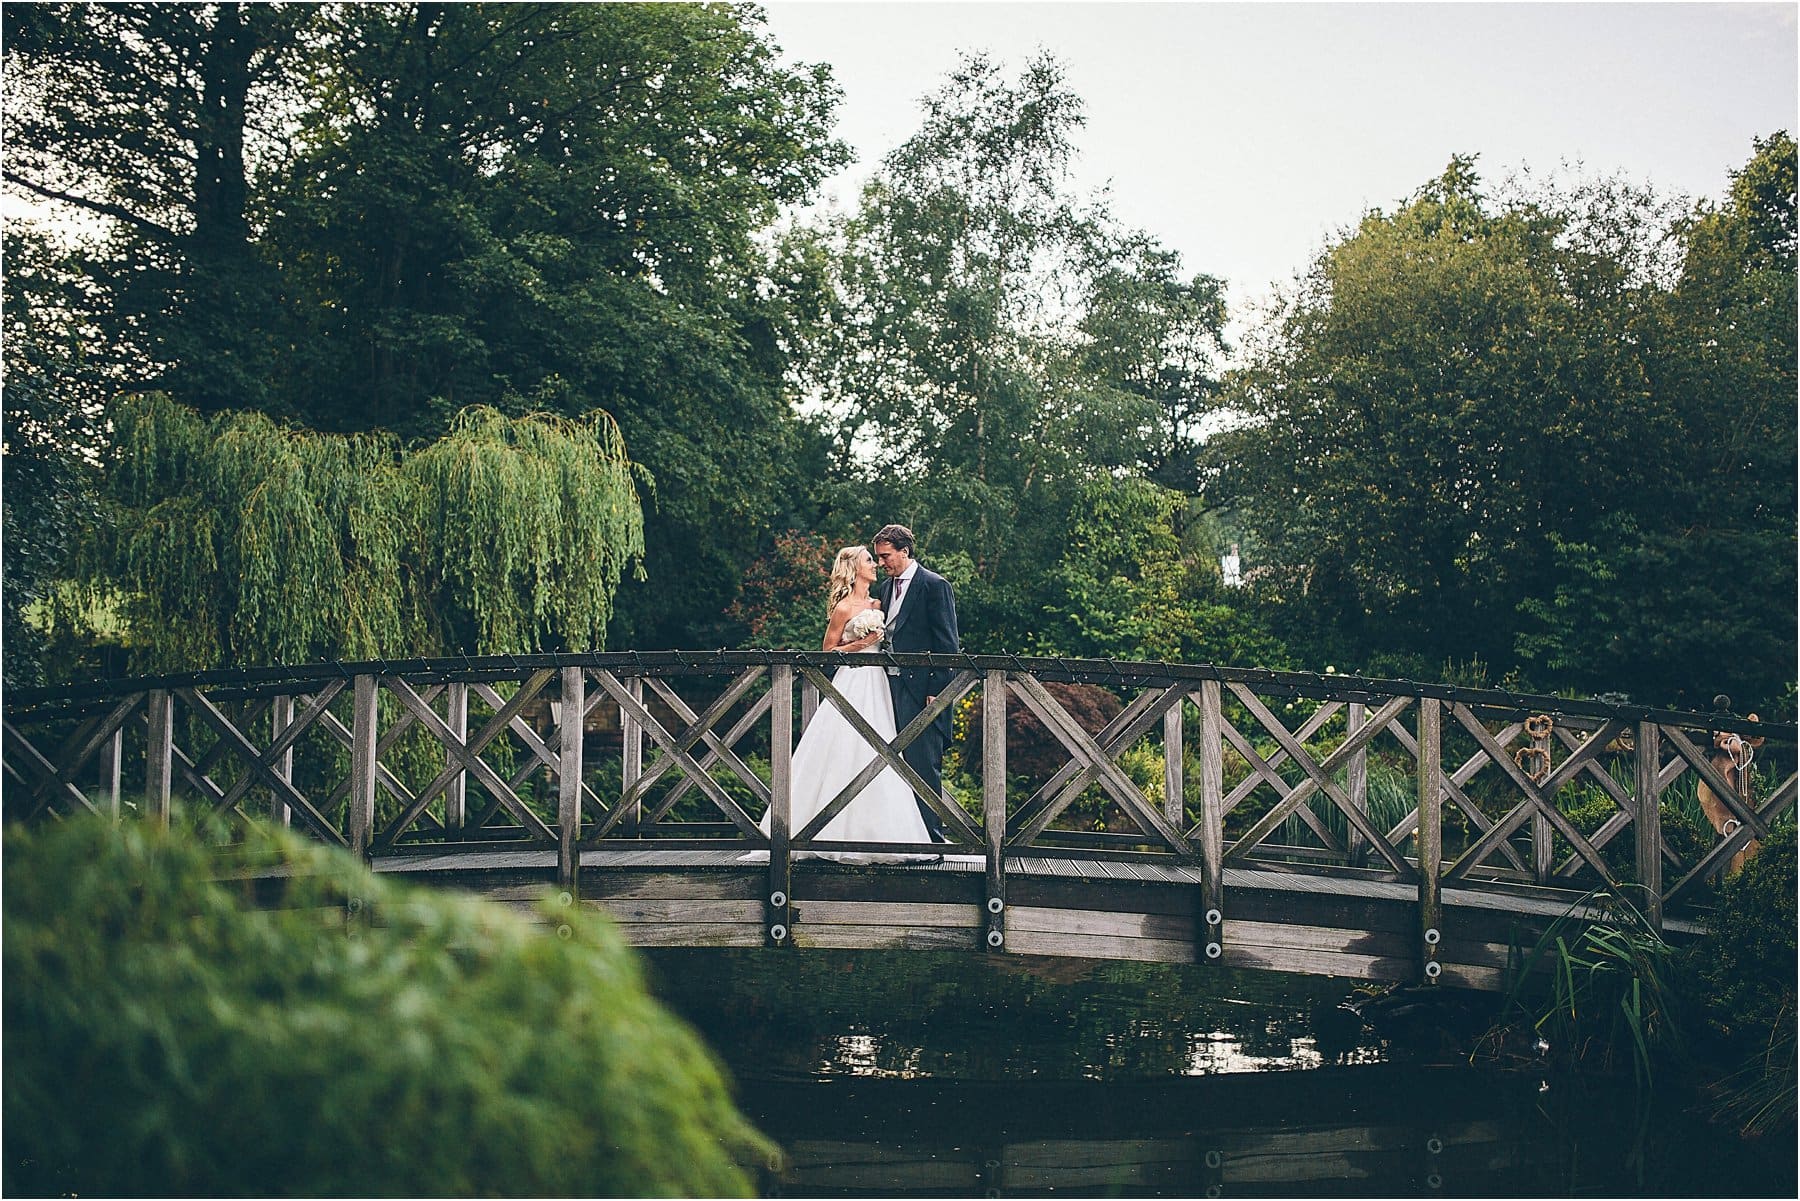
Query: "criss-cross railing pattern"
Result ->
[[6, 652, 1792, 973]]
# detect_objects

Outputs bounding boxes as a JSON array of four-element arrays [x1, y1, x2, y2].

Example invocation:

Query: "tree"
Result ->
[[809, 53, 1236, 657], [93, 395, 644, 672], [257, 3, 847, 649], [1071, 232, 1230, 493], [1213, 143, 1796, 708], [0, 227, 110, 687], [1514, 134, 1797, 706], [2, 3, 314, 409], [5, 3, 848, 656]]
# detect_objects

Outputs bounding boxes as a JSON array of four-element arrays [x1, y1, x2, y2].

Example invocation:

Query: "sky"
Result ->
[[758, 2, 1797, 330]]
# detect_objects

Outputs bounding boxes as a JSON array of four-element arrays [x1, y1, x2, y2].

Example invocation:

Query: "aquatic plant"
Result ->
[[1498, 886, 1684, 1088]]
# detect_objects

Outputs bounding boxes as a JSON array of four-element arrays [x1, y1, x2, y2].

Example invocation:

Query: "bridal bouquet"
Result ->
[[845, 609, 885, 642]]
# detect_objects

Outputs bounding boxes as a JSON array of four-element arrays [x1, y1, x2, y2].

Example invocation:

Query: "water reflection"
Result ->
[[640, 949, 1793, 1198]]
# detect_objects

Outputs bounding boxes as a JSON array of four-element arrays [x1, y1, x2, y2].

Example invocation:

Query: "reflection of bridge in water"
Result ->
[[6, 652, 1792, 989]]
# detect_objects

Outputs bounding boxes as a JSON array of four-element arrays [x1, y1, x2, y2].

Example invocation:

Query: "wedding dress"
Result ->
[[749, 646, 937, 863]]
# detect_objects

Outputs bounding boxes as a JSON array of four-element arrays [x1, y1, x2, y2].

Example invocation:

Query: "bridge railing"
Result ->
[[6, 652, 1793, 962]]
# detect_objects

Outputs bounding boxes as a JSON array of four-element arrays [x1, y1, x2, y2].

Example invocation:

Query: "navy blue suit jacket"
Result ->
[[878, 564, 960, 703]]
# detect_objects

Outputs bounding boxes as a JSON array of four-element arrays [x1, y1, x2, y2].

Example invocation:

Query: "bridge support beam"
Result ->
[[1196, 680, 1225, 963], [620, 677, 643, 837], [766, 665, 793, 947], [558, 666, 584, 893], [103, 722, 123, 821], [1417, 698, 1443, 984], [349, 674, 377, 857], [145, 688, 173, 829], [983, 670, 1007, 952], [1346, 702, 1368, 868], [444, 683, 467, 832], [271, 695, 293, 828], [1635, 722, 1663, 932]]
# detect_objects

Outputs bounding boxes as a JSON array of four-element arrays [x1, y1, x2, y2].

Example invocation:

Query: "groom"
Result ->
[[872, 524, 960, 841]]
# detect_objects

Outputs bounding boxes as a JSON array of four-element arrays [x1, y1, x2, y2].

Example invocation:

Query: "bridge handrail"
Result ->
[[5, 650, 1788, 738]]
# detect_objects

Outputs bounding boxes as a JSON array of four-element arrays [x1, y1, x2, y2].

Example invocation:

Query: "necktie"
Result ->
[[892, 578, 906, 606]]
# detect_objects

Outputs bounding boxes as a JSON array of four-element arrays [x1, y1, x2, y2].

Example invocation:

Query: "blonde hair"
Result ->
[[826, 545, 868, 615]]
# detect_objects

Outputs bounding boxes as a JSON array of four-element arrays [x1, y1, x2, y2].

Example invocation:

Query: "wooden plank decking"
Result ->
[[365, 847, 1701, 989]]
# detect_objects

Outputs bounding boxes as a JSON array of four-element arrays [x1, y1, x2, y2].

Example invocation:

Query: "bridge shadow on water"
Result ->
[[642, 948, 1795, 1199]]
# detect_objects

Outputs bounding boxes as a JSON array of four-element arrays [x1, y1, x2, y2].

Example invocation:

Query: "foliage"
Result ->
[[965, 681, 1121, 787], [6, 2, 847, 655], [410, 405, 645, 654], [256, 2, 845, 651], [92, 394, 644, 670], [1501, 888, 1686, 1088], [1037, 475, 1291, 667], [1213, 141, 1796, 709], [727, 530, 845, 650], [2, 814, 771, 1196], [1690, 828, 1797, 1060], [0, 227, 110, 687], [805, 52, 1238, 662], [1689, 825, 1797, 1137]]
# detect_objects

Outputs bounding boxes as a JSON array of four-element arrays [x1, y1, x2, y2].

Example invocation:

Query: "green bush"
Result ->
[[3, 815, 771, 1196], [1692, 827, 1797, 1044]]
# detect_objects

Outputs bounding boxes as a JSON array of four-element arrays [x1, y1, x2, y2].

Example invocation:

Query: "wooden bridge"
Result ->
[[5, 652, 1792, 989]]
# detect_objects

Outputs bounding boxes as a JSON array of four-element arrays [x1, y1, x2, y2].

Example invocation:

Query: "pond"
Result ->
[[641, 949, 1794, 1198]]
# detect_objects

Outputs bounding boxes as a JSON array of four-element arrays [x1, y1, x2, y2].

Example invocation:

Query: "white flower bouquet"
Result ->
[[845, 609, 885, 642]]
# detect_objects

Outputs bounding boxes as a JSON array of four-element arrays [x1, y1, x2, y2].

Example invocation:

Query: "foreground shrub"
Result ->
[[1690, 828, 1797, 1136], [3, 816, 770, 1196]]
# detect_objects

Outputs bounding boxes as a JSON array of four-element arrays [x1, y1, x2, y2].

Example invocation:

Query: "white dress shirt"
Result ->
[[887, 561, 919, 621]]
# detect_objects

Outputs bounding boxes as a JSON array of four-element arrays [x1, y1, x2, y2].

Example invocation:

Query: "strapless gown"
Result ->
[[750, 648, 936, 863]]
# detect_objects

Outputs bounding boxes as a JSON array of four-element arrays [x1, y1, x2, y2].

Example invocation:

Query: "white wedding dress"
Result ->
[[749, 647, 937, 863]]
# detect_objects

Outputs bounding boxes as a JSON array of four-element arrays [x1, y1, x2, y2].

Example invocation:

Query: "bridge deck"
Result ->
[[359, 848, 1701, 989]]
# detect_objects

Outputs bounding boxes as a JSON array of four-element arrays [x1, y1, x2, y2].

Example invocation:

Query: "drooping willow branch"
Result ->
[[94, 394, 646, 671]]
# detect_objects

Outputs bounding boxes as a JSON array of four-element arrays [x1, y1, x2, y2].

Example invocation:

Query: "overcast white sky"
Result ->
[[759, 2, 1797, 325]]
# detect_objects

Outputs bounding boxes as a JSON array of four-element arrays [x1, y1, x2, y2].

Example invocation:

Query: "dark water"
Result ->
[[641, 949, 1795, 1198]]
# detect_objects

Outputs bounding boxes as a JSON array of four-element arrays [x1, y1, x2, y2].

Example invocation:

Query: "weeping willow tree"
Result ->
[[409, 406, 646, 656], [93, 395, 646, 672]]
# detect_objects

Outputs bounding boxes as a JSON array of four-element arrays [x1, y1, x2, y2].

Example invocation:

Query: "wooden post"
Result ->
[[984, 669, 1008, 953], [271, 695, 294, 827], [445, 682, 467, 834], [620, 677, 643, 837], [104, 723, 123, 821], [1533, 809, 1553, 883], [1196, 680, 1225, 963], [558, 666, 584, 892], [801, 678, 819, 735], [1163, 700, 1185, 832], [145, 688, 173, 828], [1417, 698, 1443, 984], [1635, 721, 1663, 932], [767, 665, 794, 946], [1346, 702, 1368, 868], [349, 675, 378, 857]]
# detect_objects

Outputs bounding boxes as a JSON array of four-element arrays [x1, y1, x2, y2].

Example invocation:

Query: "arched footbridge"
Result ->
[[6, 653, 1791, 989]]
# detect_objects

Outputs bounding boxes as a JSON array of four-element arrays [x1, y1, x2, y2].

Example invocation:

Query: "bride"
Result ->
[[753, 544, 937, 862]]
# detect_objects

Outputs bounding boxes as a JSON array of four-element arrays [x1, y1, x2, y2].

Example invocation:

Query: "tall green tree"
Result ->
[[1214, 143, 1796, 708], [1514, 133, 1797, 707], [259, 2, 845, 648], [2, 2, 313, 409], [807, 52, 1233, 654], [0, 228, 111, 687], [5, 3, 847, 656], [1072, 231, 1230, 493]]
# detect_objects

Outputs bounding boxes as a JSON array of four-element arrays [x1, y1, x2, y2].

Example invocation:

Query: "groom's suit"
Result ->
[[878, 563, 960, 840]]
